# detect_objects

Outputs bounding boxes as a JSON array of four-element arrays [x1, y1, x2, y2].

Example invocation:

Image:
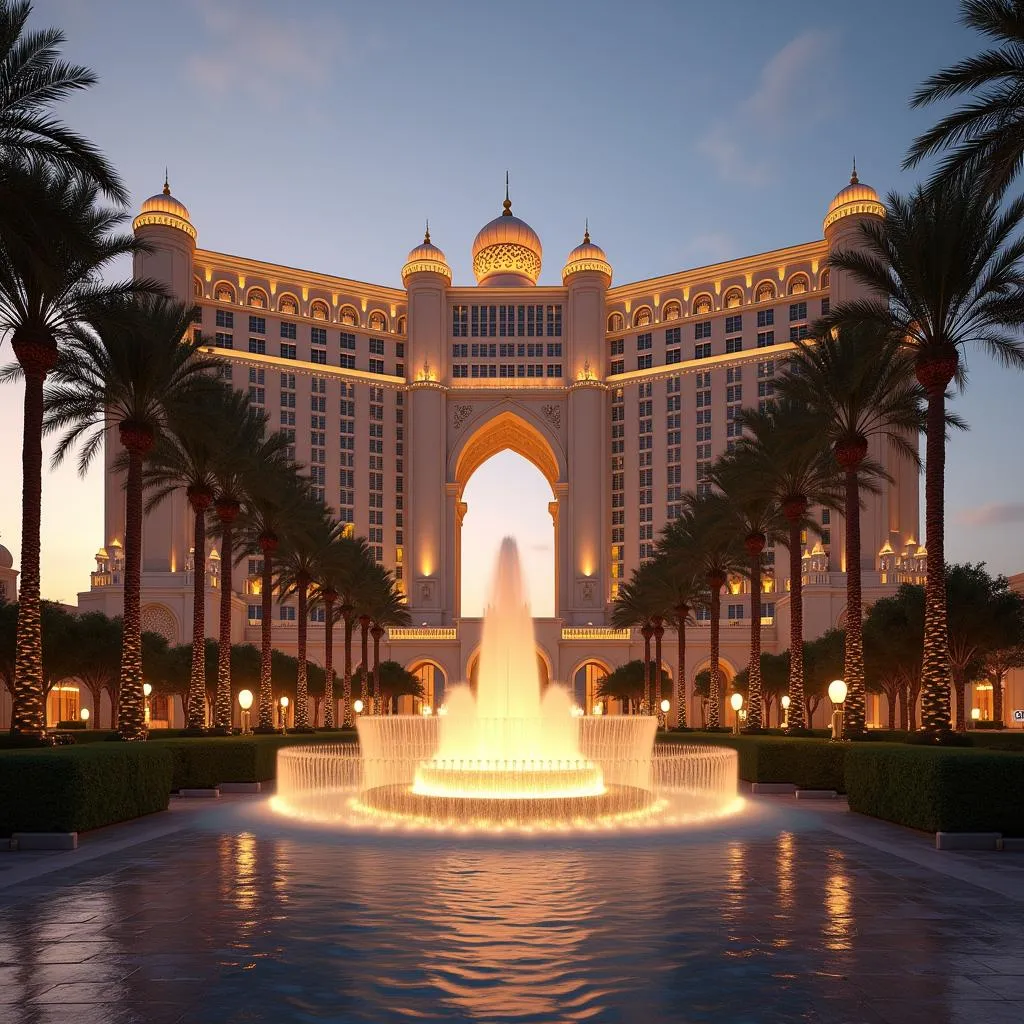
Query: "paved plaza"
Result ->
[[1, 796, 1023, 1023]]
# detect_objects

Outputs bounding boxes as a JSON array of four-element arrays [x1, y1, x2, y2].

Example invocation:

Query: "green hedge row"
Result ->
[[0, 744, 173, 836], [845, 745, 1024, 835]]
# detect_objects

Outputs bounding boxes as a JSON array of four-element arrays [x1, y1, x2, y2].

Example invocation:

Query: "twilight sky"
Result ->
[[1, 0, 1021, 614]]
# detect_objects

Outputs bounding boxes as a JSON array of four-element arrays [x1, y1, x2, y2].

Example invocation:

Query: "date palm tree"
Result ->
[[774, 325, 921, 738], [734, 400, 842, 732], [821, 181, 1024, 736], [364, 569, 410, 714], [43, 296, 221, 740], [334, 533, 376, 727], [0, 1, 126, 203], [611, 568, 657, 713], [906, 0, 1024, 198]]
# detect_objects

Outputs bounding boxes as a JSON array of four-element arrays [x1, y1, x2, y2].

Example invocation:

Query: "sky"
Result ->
[[1, 0, 1022, 612]]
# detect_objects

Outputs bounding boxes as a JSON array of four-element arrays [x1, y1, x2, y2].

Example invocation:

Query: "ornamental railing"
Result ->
[[560, 627, 631, 641], [388, 627, 458, 641]]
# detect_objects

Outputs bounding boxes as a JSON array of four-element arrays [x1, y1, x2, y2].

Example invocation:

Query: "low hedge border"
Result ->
[[0, 744, 173, 836]]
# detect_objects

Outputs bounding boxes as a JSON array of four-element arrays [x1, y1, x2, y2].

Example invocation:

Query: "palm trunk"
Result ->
[[359, 615, 370, 705], [342, 607, 354, 726], [372, 624, 383, 715], [118, 427, 152, 741], [294, 574, 310, 729], [842, 468, 867, 737], [898, 682, 908, 730], [675, 604, 688, 728], [920, 387, 953, 734], [186, 494, 210, 729], [653, 619, 664, 718], [993, 672, 1004, 728], [952, 667, 967, 733], [786, 515, 807, 732], [708, 575, 723, 728], [745, 538, 765, 730], [214, 501, 238, 732], [323, 593, 336, 729], [641, 623, 652, 714], [11, 333, 57, 735], [909, 679, 920, 732], [257, 536, 277, 729]]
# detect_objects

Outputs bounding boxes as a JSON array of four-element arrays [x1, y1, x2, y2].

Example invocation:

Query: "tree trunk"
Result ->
[[842, 467, 867, 737], [745, 536, 765, 730], [641, 623, 652, 714], [886, 683, 897, 730], [359, 616, 370, 704], [186, 492, 211, 729], [323, 592, 336, 729], [342, 607, 354, 726], [675, 604, 688, 728], [294, 573, 310, 729], [952, 668, 967, 733], [992, 671, 1004, 728], [919, 363, 955, 734], [258, 536, 277, 729], [214, 501, 238, 732], [708, 574, 724, 728], [653, 618, 664, 715], [372, 624, 383, 715], [785, 515, 807, 732], [909, 678, 921, 732], [118, 426, 153, 741], [11, 332, 57, 735]]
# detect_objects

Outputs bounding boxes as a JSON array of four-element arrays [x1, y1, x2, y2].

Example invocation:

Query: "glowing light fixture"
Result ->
[[828, 679, 847, 705], [238, 688, 254, 734], [730, 692, 743, 712], [971, 707, 981, 721], [80, 708, 90, 723], [422, 705, 433, 717], [828, 679, 846, 742], [354, 699, 364, 714]]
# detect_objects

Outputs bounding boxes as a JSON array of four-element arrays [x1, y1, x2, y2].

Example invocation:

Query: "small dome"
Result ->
[[0, 544, 12, 570], [133, 175, 197, 240], [402, 225, 452, 283], [824, 164, 885, 232], [562, 225, 612, 284], [471, 187, 542, 286]]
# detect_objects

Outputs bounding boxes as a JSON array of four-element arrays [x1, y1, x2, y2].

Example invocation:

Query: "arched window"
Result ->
[[310, 299, 330, 321], [692, 293, 713, 316], [633, 306, 652, 328], [607, 312, 624, 333], [278, 294, 298, 315], [214, 283, 235, 303], [820, 268, 830, 290], [193, 277, 203, 298], [755, 281, 776, 303], [724, 287, 743, 309], [368, 310, 387, 332], [397, 315, 407, 335], [247, 287, 268, 308], [662, 300, 681, 321], [788, 274, 809, 295], [339, 305, 359, 326]]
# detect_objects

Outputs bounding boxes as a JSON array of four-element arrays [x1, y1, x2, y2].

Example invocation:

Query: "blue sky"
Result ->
[[1, 0, 1021, 610]]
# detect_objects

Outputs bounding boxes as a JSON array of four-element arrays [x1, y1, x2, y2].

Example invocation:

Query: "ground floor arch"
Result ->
[[402, 659, 448, 714], [466, 647, 551, 694]]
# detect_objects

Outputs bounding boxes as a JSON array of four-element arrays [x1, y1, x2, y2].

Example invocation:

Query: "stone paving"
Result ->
[[0, 796, 1022, 1023]]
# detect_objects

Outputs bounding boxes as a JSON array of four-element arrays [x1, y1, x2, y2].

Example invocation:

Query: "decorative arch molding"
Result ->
[[278, 292, 300, 315], [691, 656, 738, 686], [141, 603, 179, 644], [568, 657, 615, 683], [465, 646, 552, 691], [449, 408, 564, 500]]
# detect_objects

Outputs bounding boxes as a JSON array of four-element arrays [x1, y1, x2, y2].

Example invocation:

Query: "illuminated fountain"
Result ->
[[272, 538, 740, 833]]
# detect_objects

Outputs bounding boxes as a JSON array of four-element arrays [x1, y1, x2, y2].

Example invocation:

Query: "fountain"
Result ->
[[272, 538, 740, 833]]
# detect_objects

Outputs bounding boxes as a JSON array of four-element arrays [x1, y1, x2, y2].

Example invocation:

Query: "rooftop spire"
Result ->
[[163, 167, 170, 196], [424, 218, 430, 244], [584, 218, 590, 244], [502, 170, 512, 216], [850, 156, 859, 185]]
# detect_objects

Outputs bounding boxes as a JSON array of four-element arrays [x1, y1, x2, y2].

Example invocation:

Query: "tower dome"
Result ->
[[824, 163, 885, 233], [471, 182, 542, 287], [402, 224, 452, 283], [562, 224, 612, 285], [0, 543, 12, 570], [133, 174, 196, 240]]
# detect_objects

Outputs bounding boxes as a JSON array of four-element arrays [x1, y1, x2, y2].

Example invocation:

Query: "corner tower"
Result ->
[[823, 162, 884, 307]]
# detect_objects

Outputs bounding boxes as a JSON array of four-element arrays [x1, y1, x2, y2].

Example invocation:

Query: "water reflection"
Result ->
[[823, 848, 853, 952]]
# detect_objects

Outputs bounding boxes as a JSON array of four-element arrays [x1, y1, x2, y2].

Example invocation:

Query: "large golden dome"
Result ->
[[133, 176, 196, 240], [402, 225, 452, 283], [562, 225, 611, 284], [471, 187, 542, 287], [824, 165, 885, 232]]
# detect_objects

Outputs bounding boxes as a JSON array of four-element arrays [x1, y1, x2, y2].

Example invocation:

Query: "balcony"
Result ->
[[561, 627, 631, 641], [388, 627, 458, 641]]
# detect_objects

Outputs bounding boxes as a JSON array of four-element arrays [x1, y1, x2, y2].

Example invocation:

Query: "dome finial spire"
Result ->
[[163, 167, 170, 196], [850, 156, 858, 185], [502, 170, 512, 216], [584, 218, 590, 244], [424, 218, 430, 244]]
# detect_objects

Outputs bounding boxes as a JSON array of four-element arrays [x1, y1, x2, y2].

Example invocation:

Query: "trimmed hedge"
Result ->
[[0, 744, 173, 835], [845, 744, 1024, 835]]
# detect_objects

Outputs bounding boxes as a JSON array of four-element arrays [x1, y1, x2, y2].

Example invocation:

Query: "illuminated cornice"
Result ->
[[606, 340, 803, 385], [204, 345, 406, 388], [133, 210, 196, 241]]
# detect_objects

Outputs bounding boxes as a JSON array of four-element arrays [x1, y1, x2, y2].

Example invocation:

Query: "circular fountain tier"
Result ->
[[414, 759, 606, 799]]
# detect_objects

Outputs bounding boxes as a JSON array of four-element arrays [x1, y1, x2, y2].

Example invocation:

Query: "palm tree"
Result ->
[[906, 0, 1024, 198], [774, 325, 922, 737], [0, 1, 125, 202], [334, 534, 375, 727], [309, 531, 357, 728], [667, 495, 745, 728], [0, 165, 142, 735], [821, 181, 1024, 736], [735, 400, 841, 732], [708, 451, 787, 732], [363, 568, 411, 714], [43, 296, 221, 739], [611, 567, 658, 713]]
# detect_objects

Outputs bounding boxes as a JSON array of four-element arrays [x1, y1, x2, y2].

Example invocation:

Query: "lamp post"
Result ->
[[353, 698, 364, 715], [238, 689, 253, 735], [80, 707, 90, 729], [660, 698, 671, 731], [142, 682, 152, 725], [781, 694, 791, 730], [730, 692, 743, 736], [828, 679, 847, 741], [279, 695, 289, 733]]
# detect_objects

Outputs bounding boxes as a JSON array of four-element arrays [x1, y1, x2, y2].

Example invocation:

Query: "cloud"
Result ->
[[957, 502, 1024, 527], [697, 29, 836, 186], [185, 2, 344, 105]]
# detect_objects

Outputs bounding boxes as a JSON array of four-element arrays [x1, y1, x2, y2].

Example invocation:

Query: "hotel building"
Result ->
[[76, 171, 926, 727]]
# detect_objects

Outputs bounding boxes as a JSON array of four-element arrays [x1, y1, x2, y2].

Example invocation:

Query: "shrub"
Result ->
[[0, 744, 173, 835], [845, 745, 1024, 835], [967, 731, 1024, 752], [56, 720, 86, 729]]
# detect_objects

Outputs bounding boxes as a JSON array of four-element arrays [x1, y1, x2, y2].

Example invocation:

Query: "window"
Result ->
[[279, 294, 298, 315], [789, 325, 809, 342], [279, 606, 296, 622], [610, 359, 624, 374], [694, 321, 711, 340], [726, 384, 742, 403], [637, 333, 652, 351], [788, 274, 809, 295], [248, 338, 265, 354], [757, 360, 775, 378], [452, 304, 468, 337], [311, 327, 327, 346], [607, 312, 624, 332], [546, 343, 562, 357], [822, 509, 831, 525], [248, 386, 264, 404], [789, 302, 807, 322], [726, 337, 743, 353], [280, 322, 296, 340], [633, 306, 652, 328], [310, 348, 327, 365], [340, 331, 356, 351], [214, 332, 233, 349], [727, 604, 745, 621], [822, 529, 831, 545], [215, 309, 233, 328], [755, 281, 776, 303], [663, 300, 682, 320], [249, 316, 266, 335], [757, 308, 774, 327], [546, 304, 563, 336], [637, 354, 652, 370], [693, 294, 713, 315], [215, 283, 235, 303], [280, 343, 297, 360], [757, 331, 775, 348], [665, 325, 680, 348], [546, 364, 562, 377], [340, 353, 355, 369], [310, 300, 329, 321], [667, 347, 681, 363], [725, 315, 742, 334], [610, 338, 624, 356], [694, 342, 711, 360], [821, 298, 830, 316], [369, 338, 385, 355], [368, 310, 387, 331], [724, 288, 743, 309], [369, 358, 385, 374]]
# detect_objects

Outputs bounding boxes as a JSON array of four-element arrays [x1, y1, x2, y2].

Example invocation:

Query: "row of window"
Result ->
[[451, 343, 562, 358], [452, 304, 563, 338], [451, 364, 562, 379]]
